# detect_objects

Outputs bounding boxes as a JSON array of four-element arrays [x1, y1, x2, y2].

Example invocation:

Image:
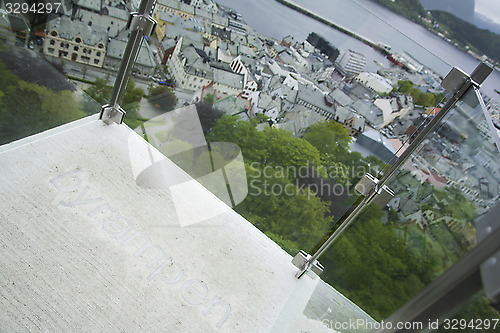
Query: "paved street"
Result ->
[[63, 60, 153, 92], [137, 99, 167, 119], [173, 88, 196, 108]]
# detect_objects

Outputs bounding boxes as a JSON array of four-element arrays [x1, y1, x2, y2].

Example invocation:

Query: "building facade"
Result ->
[[156, 0, 195, 20], [43, 17, 106, 68]]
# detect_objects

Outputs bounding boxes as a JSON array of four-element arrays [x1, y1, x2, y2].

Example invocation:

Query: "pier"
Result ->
[[275, 0, 391, 54]]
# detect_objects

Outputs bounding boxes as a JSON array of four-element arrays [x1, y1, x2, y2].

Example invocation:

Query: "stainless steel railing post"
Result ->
[[295, 63, 493, 278], [100, 0, 157, 124]]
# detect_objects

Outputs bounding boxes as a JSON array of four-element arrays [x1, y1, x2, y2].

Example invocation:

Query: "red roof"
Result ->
[[34, 29, 45, 37]]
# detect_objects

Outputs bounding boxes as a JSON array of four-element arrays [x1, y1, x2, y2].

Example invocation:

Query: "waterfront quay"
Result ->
[[275, 0, 391, 54]]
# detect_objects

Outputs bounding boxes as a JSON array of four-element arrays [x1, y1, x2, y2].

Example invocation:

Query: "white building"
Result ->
[[335, 49, 366, 77], [167, 38, 244, 95], [229, 55, 258, 99], [356, 72, 393, 94]]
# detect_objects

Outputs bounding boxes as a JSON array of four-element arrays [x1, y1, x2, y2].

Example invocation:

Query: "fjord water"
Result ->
[[217, 0, 500, 99]]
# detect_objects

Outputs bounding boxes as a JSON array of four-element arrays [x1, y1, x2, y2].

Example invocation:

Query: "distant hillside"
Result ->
[[419, 0, 475, 23], [370, 0, 426, 23], [368, 0, 499, 62], [432, 10, 500, 62]]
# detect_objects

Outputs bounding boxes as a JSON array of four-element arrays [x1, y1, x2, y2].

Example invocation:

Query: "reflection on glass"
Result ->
[[0, 40, 99, 145], [433, 292, 500, 333], [300, 87, 500, 326]]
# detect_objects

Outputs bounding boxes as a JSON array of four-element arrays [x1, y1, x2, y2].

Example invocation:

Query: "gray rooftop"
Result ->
[[356, 129, 398, 163], [247, 35, 265, 51], [78, 9, 127, 38], [329, 88, 354, 107], [103, 6, 129, 21], [213, 65, 244, 90], [214, 95, 251, 115], [296, 83, 333, 114], [76, 0, 101, 12], [165, 25, 203, 44], [46, 15, 107, 46], [351, 99, 384, 128], [181, 46, 213, 79], [158, 0, 194, 15], [107, 39, 154, 67], [258, 93, 280, 111]]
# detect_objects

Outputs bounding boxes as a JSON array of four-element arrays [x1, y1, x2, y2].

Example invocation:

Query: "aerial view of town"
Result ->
[[1, 0, 500, 331]]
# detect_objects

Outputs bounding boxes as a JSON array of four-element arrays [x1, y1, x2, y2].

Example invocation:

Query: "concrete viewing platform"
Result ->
[[0, 115, 374, 332]]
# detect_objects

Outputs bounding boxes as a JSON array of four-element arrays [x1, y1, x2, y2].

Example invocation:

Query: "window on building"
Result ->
[[50, 40, 55, 45], [74, 46, 79, 51], [94, 59, 100, 65], [75, 37, 81, 43], [96, 52, 101, 57]]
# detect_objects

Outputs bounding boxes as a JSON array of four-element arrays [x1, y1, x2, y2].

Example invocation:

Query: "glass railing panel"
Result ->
[[0, 39, 99, 144], [277, 85, 500, 328], [432, 291, 500, 333], [214, 0, 500, 99], [0, 2, 132, 144], [381, 86, 500, 276], [131, 0, 500, 262]]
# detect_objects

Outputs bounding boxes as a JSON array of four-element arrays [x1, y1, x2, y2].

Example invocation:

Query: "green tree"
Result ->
[[207, 115, 268, 163], [238, 163, 332, 253], [84, 77, 112, 105], [419, 92, 436, 107], [195, 102, 223, 135], [435, 296, 500, 333], [398, 80, 414, 94], [321, 205, 437, 320], [304, 120, 351, 158], [203, 93, 215, 107], [0, 59, 85, 144], [84, 78, 146, 129], [122, 79, 145, 111], [263, 128, 322, 170]]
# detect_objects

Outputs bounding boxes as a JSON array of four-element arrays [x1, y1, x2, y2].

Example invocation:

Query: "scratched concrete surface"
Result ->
[[0, 115, 361, 332]]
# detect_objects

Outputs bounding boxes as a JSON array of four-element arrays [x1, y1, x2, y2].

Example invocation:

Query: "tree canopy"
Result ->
[[397, 80, 445, 107], [0, 59, 86, 144], [148, 85, 177, 111], [203, 114, 499, 323], [84, 77, 147, 129]]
